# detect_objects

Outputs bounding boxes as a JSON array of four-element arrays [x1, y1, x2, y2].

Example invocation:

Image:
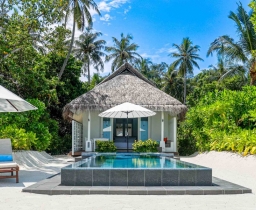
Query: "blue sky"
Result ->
[[78, 0, 252, 78]]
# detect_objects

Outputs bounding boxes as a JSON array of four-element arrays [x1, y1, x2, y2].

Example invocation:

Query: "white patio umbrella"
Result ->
[[99, 102, 156, 152], [0, 85, 37, 112]]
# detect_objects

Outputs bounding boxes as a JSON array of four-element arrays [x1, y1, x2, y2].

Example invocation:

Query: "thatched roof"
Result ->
[[63, 63, 187, 120]]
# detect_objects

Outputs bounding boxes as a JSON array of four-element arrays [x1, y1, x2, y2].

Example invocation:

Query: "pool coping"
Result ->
[[22, 174, 252, 195]]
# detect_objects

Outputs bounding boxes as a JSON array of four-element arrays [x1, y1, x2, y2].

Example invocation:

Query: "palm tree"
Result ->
[[134, 58, 152, 77], [169, 37, 203, 104], [89, 73, 103, 89], [105, 33, 141, 72], [73, 28, 106, 84], [58, 0, 100, 80], [207, 3, 256, 85], [162, 65, 184, 102], [209, 57, 248, 82], [148, 62, 168, 88]]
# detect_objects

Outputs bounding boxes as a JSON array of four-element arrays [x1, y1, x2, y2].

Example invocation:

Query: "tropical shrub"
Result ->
[[178, 122, 198, 156], [0, 99, 53, 151], [132, 139, 159, 152], [179, 86, 256, 156], [95, 141, 117, 152], [0, 126, 37, 150]]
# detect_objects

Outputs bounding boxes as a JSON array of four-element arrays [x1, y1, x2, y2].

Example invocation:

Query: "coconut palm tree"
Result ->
[[209, 57, 248, 83], [169, 37, 203, 104], [105, 33, 141, 72], [58, 0, 100, 80], [207, 3, 256, 85], [148, 62, 168, 88], [72, 28, 106, 84], [162, 66, 184, 102], [134, 58, 152, 77]]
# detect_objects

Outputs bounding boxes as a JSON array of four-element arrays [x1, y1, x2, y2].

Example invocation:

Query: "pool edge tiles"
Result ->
[[61, 154, 212, 186]]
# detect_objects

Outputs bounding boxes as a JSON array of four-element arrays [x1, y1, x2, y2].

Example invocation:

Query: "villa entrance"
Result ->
[[102, 117, 150, 151], [113, 118, 138, 151]]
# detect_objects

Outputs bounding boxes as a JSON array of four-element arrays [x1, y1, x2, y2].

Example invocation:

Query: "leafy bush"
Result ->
[[178, 122, 198, 156], [95, 141, 117, 152], [132, 139, 159, 152], [0, 99, 53, 151], [0, 125, 37, 150], [179, 86, 256, 156]]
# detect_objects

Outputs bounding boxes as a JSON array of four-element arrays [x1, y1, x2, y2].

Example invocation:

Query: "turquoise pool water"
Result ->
[[78, 154, 202, 169]]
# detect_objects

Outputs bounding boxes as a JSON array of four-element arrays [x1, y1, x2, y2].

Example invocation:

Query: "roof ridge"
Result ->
[[97, 63, 155, 87]]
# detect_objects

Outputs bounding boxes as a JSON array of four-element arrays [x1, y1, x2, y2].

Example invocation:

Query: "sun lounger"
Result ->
[[0, 139, 19, 183]]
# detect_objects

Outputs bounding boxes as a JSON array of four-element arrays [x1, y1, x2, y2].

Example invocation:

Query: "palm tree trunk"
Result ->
[[87, 54, 91, 84], [58, 11, 76, 80], [184, 70, 186, 105]]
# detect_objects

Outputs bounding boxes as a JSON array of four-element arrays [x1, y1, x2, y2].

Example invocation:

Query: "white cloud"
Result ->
[[156, 47, 177, 54], [100, 14, 112, 21], [141, 53, 160, 60], [96, 0, 130, 23], [98, 1, 111, 12], [168, 48, 178, 54], [109, 0, 129, 8], [97, 0, 129, 12], [124, 5, 131, 14]]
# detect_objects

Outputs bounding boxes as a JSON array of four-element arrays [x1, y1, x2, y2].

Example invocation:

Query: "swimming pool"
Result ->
[[61, 153, 212, 186]]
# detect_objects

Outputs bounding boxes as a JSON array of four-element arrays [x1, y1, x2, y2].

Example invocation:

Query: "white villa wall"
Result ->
[[82, 111, 101, 150], [150, 112, 173, 142], [150, 112, 161, 141], [164, 112, 169, 140], [90, 111, 101, 138], [82, 112, 88, 140], [80, 110, 177, 152]]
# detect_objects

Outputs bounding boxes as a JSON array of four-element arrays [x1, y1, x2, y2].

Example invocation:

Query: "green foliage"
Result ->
[[95, 141, 117, 152], [178, 123, 198, 156], [132, 139, 159, 152], [179, 86, 256, 155], [73, 28, 106, 84], [0, 99, 52, 151], [0, 126, 37, 150], [105, 33, 141, 72]]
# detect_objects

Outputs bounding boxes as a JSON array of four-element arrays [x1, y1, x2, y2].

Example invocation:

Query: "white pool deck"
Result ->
[[0, 151, 256, 210]]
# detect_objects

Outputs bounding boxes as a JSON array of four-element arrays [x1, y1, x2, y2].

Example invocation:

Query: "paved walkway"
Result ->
[[22, 174, 251, 195]]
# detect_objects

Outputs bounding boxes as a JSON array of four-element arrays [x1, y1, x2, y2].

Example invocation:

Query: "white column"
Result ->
[[110, 118, 113, 141], [173, 117, 177, 152], [100, 117, 103, 137], [160, 111, 165, 152], [138, 118, 141, 140], [148, 117, 151, 139], [88, 111, 91, 143], [72, 120, 75, 156]]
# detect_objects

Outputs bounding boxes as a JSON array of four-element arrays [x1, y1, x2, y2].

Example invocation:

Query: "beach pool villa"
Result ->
[[63, 63, 187, 154], [61, 63, 212, 187]]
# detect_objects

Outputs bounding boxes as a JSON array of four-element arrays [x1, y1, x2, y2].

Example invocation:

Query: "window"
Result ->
[[115, 119, 133, 137]]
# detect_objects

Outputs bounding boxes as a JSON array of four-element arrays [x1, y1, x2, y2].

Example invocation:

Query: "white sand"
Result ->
[[0, 151, 256, 210]]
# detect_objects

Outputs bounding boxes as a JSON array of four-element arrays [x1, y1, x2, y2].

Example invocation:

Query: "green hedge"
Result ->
[[95, 140, 117, 152], [179, 86, 256, 156], [132, 139, 159, 152]]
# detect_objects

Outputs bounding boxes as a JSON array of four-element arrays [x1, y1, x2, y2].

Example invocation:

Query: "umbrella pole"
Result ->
[[126, 111, 128, 153]]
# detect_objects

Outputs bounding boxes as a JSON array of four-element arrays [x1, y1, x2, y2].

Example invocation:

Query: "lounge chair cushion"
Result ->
[[0, 161, 18, 168], [0, 154, 13, 162]]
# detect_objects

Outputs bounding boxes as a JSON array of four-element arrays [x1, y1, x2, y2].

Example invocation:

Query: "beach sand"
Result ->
[[0, 151, 256, 210]]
